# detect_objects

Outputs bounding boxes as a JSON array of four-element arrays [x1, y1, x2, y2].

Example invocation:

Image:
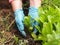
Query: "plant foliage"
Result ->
[[24, 0, 60, 45]]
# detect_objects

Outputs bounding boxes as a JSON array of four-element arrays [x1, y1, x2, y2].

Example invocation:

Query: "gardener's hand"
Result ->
[[14, 9, 26, 37], [29, 7, 39, 34], [9, 0, 13, 3], [29, 0, 41, 34]]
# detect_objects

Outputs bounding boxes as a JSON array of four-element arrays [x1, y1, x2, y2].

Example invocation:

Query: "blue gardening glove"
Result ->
[[14, 9, 26, 37], [29, 7, 39, 34]]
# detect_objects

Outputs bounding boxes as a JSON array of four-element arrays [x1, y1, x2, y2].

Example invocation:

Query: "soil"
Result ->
[[0, 0, 42, 45]]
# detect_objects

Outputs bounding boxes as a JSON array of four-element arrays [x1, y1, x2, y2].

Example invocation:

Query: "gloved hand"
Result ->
[[14, 9, 26, 37], [29, 7, 39, 34]]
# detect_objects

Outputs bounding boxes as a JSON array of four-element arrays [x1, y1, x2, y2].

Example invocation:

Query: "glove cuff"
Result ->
[[29, 7, 39, 19], [14, 9, 24, 17]]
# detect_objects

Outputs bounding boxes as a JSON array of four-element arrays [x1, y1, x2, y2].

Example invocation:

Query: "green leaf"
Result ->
[[56, 22, 60, 33], [24, 16, 31, 27], [13, 35, 19, 44], [31, 32, 37, 40], [42, 22, 53, 35]]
